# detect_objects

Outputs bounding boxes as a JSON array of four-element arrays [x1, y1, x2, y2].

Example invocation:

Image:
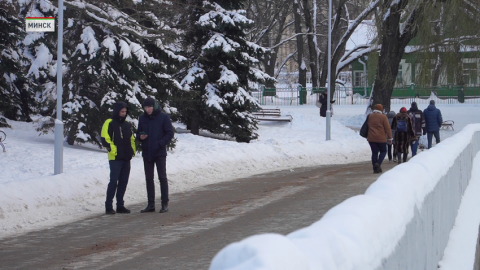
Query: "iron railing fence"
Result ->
[[254, 85, 480, 106]]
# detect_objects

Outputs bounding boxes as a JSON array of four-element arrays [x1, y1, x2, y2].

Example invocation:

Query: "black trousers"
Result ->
[[387, 143, 397, 160], [105, 160, 131, 209], [143, 156, 169, 205], [368, 142, 387, 169]]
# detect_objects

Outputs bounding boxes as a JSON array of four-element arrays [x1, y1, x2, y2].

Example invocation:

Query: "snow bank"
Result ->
[[209, 124, 480, 270]]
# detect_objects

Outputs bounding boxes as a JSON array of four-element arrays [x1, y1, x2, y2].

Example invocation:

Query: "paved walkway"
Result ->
[[0, 160, 397, 270]]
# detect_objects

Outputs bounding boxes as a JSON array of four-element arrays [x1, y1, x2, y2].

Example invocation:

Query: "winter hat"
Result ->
[[400, 107, 407, 113], [143, 97, 155, 107], [410, 101, 418, 112], [430, 100, 435, 105], [374, 104, 383, 111]]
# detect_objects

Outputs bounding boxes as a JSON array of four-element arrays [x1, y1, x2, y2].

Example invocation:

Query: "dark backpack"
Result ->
[[396, 119, 407, 132]]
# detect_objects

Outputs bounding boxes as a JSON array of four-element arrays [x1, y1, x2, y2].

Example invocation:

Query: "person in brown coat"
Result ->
[[367, 104, 393, 173], [391, 107, 416, 164]]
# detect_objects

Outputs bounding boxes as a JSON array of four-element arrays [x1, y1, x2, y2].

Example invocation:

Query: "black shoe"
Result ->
[[105, 209, 116, 215], [373, 163, 380, 173], [141, 205, 155, 213], [376, 163, 382, 173], [116, 206, 131, 214], [159, 203, 168, 213]]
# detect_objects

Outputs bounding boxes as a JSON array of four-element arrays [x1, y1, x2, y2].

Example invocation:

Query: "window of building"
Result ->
[[463, 59, 478, 86], [396, 65, 403, 86], [354, 71, 364, 87]]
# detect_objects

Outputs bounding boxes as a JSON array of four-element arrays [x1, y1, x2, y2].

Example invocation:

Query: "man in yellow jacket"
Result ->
[[101, 102, 136, 214]]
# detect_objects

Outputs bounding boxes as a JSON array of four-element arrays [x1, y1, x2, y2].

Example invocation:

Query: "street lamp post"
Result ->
[[54, 0, 64, 175], [326, 0, 332, 140]]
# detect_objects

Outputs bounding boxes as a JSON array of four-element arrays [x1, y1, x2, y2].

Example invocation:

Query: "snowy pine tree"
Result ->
[[0, 1, 33, 122], [20, 0, 58, 113], [31, 0, 184, 146], [178, 0, 274, 143]]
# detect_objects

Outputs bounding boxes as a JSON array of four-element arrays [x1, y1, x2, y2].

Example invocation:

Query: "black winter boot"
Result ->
[[375, 163, 382, 173], [159, 203, 168, 213], [116, 206, 131, 214], [105, 208, 116, 215], [141, 204, 155, 213]]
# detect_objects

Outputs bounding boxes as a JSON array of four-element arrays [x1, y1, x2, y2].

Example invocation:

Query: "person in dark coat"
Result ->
[[387, 110, 396, 162], [101, 102, 136, 215], [423, 100, 443, 149], [137, 97, 174, 213], [319, 90, 335, 117], [391, 107, 416, 164], [407, 102, 426, 156]]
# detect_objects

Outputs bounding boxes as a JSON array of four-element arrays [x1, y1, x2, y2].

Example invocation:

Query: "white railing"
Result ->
[[209, 124, 480, 270]]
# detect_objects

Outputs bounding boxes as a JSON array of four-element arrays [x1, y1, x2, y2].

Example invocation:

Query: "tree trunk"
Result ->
[[190, 113, 200, 135], [262, 37, 276, 88], [371, 0, 426, 113], [263, 3, 289, 88], [67, 126, 76, 146], [302, 0, 318, 88], [319, 0, 347, 99], [293, 0, 306, 87]]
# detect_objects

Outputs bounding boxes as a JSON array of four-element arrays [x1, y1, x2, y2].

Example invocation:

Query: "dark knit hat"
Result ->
[[374, 104, 383, 111], [143, 97, 155, 107]]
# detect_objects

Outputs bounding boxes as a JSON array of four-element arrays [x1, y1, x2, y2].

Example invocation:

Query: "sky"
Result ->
[[0, 102, 479, 269]]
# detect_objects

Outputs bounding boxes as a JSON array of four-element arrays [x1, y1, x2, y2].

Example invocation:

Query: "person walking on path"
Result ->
[[101, 102, 136, 215], [387, 110, 397, 162], [137, 97, 174, 213], [407, 102, 426, 156], [318, 90, 335, 117], [423, 100, 443, 149], [392, 107, 416, 164], [367, 104, 393, 173]]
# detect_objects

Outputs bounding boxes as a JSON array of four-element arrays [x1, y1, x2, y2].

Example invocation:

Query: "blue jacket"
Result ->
[[423, 105, 443, 132], [137, 108, 174, 161]]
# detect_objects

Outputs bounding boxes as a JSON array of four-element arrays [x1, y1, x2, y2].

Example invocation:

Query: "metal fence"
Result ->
[[253, 85, 480, 106]]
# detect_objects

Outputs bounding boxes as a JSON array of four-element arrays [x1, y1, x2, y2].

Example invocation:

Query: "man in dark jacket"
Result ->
[[407, 102, 426, 156], [423, 100, 443, 149], [101, 102, 136, 215], [137, 97, 174, 213]]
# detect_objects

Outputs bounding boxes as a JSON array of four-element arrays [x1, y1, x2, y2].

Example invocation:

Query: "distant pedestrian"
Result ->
[[366, 104, 393, 173], [423, 100, 443, 149], [137, 97, 174, 213], [391, 107, 416, 164], [407, 102, 426, 156], [319, 90, 335, 117], [101, 102, 136, 215], [387, 110, 397, 162]]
